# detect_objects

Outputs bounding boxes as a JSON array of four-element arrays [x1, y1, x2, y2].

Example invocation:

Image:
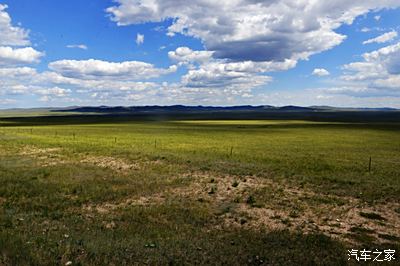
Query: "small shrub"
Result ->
[[378, 234, 400, 241], [246, 195, 256, 206], [359, 212, 386, 221], [208, 186, 216, 195]]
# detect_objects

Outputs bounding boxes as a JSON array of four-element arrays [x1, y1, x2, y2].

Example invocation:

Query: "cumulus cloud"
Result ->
[[0, 64, 166, 106], [181, 63, 272, 90], [0, 46, 44, 65], [0, 5, 44, 68], [166, 46, 280, 96], [107, 0, 400, 64], [168, 47, 213, 65], [312, 68, 330, 76], [48, 59, 177, 80], [104, 0, 400, 106], [66, 44, 88, 50], [275, 41, 400, 106], [342, 42, 400, 81], [0, 4, 30, 46], [136, 33, 144, 45], [35, 86, 71, 97], [315, 41, 400, 103], [167, 46, 296, 94], [0, 66, 37, 78], [0, 98, 16, 105], [0, 4, 173, 106], [363, 30, 398, 45]]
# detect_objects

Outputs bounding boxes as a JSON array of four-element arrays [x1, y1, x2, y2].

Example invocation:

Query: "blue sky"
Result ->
[[1, 0, 400, 108]]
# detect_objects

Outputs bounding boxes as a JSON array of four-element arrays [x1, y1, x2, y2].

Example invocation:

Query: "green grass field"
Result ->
[[1, 117, 399, 265]]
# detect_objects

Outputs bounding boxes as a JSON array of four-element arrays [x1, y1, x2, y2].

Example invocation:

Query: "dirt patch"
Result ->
[[165, 173, 400, 245], [80, 156, 140, 173], [20, 146, 61, 156], [83, 194, 166, 214], [20, 145, 65, 166], [20, 146, 151, 173], [211, 181, 400, 245], [0, 197, 6, 205], [81, 171, 400, 245]]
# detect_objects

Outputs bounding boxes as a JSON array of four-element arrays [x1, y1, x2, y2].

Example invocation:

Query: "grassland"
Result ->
[[0, 116, 399, 265]]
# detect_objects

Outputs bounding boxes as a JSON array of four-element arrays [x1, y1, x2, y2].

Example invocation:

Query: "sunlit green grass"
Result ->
[[3, 120, 399, 200]]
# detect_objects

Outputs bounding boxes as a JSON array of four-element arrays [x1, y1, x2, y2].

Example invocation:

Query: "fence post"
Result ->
[[369, 157, 372, 172]]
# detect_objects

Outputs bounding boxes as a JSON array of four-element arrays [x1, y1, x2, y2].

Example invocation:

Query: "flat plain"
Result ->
[[0, 114, 399, 265]]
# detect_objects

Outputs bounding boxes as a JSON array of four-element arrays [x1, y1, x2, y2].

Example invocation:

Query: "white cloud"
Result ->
[[181, 63, 272, 90], [0, 66, 37, 78], [363, 30, 398, 45], [0, 4, 30, 46], [35, 86, 71, 97], [168, 47, 213, 65], [374, 15, 381, 21], [0, 98, 16, 105], [312, 68, 330, 76], [258, 89, 400, 108], [1, 61, 399, 107], [48, 59, 177, 80], [66, 44, 88, 50], [342, 42, 400, 80], [167, 47, 293, 93], [0, 46, 44, 65], [268, 42, 400, 107], [0, 5, 44, 68], [319, 42, 400, 101], [0, 65, 166, 106], [0, 4, 174, 107], [136, 33, 144, 45], [107, 0, 400, 65]]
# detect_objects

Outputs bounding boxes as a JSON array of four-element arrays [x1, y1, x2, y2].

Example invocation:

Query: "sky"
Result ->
[[0, 0, 400, 108]]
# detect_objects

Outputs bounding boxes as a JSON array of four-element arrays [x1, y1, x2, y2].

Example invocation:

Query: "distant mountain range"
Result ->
[[2, 105, 399, 123], [55, 105, 399, 113]]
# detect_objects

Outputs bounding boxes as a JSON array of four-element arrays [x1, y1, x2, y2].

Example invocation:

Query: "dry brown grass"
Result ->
[[19, 146, 65, 166], [80, 155, 140, 173]]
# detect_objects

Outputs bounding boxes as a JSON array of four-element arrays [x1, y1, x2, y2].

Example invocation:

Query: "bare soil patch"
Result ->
[[83, 171, 400, 245], [80, 155, 140, 173], [20, 146, 65, 166]]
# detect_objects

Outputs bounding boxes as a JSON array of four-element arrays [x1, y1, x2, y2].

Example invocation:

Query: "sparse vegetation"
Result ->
[[359, 212, 387, 221]]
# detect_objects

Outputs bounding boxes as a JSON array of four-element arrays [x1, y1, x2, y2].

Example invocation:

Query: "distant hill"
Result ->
[[54, 105, 398, 114], [55, 105, 274, 113], [2, 105, 399, 124]]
